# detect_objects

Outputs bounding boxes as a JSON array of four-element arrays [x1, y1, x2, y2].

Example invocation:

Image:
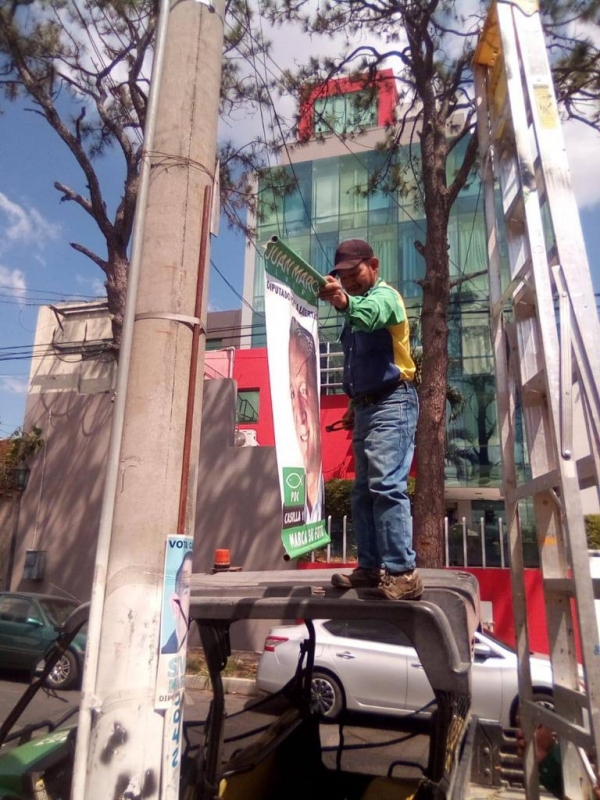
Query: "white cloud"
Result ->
[[0, 376, 28, 395], [0, 193, 61, 252], [0, 265, 27, 302], [75, 274, 106, 298], [563, 122, 600, 210]]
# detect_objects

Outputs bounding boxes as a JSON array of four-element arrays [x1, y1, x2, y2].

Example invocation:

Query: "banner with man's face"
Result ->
[[263, 237, 330, 559]]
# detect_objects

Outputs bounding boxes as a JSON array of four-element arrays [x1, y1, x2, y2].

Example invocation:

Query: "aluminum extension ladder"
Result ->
[[473, 1, 600, 797]]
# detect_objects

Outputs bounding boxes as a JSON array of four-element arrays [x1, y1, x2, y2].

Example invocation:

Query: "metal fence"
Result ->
[[311, 515, 519, 568]]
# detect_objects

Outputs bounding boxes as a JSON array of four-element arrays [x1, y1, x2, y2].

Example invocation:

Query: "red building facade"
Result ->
[[230, 348, 355, 481]]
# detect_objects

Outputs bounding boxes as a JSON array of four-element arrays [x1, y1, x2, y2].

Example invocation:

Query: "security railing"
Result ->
[[308, 515, 526, 568]]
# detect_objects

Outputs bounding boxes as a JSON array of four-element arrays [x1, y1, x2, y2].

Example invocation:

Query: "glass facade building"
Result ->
[[241, 77, 533, 552], [247, 143, 527, 496]]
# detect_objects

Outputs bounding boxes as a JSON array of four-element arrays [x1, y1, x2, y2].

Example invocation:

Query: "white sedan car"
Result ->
[[256, 619, 554, 727]]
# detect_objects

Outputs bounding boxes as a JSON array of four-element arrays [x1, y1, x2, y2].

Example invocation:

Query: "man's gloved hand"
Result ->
[[318, 275, 349, 311]]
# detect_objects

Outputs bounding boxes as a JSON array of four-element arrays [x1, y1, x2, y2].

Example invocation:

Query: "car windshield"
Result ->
[[480, 629, 515, 654], [38, 598, 78, 627]]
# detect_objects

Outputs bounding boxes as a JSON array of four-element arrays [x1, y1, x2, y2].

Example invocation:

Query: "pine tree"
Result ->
[[264, 0, 600, 565], [0, 0, 274, 348]]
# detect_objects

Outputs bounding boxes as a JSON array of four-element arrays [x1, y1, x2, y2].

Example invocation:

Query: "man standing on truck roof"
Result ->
[[318, 239, 422, 601]]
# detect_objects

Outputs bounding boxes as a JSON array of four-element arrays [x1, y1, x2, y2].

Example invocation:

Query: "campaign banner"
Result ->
[[155, 535, 193, 710], [263, 237, 330, 559]]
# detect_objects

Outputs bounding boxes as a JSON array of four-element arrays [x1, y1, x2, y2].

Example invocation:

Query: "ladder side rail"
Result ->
[[555, 268, 600, 504], [516, 6, 600, 499], [555, 272, 573, 460], [514, 9, 600, 422], [485, 30, 569, 717], [475, 62, 541, 800], [498, 3, 599, 794], [579, 386, 600, 507], [511, 3, 600, 763]]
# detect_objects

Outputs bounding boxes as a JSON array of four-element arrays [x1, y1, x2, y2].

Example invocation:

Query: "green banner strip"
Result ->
[[281, 520, 331, 560], [264, 236, 327, 304]]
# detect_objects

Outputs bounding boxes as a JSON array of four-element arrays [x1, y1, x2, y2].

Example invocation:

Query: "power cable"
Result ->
[[224, 11, 486, 290], [210, 259, 256, 313], [0, 284, 98, 299], [0, 292, 577, 357], [227, 6, 332, 266]]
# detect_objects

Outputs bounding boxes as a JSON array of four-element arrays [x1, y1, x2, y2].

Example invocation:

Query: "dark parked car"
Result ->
[[0, 592, 86, 690]]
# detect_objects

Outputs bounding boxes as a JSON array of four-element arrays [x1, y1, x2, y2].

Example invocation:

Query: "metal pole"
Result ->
[[462, 517, 468, 567], [73, 0, 225, 796], [71, 3, 172, 794], [480, 516, 487, 568], [499, 517, 505, 569], [327, 515, 332, 562], [342, 515, 347, 563], [177, 184, 213, 533], [444, 516, 449, 567]]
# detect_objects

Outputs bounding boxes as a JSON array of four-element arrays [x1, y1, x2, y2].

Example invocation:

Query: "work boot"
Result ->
[[331, 566, 382, 589], [365, 569, 424, 600]]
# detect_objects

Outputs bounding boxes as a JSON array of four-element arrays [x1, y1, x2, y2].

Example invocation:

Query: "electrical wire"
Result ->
[[210, 259, 256, 313], [227, 5, 333, 267], [0, 284, 98, 299], [226, 6, 488, 290], [1, 290, 595, 363]]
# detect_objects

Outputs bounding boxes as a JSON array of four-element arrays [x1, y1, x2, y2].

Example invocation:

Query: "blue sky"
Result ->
[[1, 82, 599, 436], [0, 96, 247, 434]]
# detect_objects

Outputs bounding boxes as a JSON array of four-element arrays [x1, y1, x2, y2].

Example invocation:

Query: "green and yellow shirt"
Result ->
[[340, 279, 415, 399]]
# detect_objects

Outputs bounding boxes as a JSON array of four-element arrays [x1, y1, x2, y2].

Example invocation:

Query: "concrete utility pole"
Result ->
[[71, 0, 225, 796]]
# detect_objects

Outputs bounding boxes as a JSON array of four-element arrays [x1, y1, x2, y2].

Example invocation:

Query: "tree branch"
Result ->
[[69, 242, 109, 274]]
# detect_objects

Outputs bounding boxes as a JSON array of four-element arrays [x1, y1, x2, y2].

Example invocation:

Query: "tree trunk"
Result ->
[[414, 196, 451, 568], [105, 254, 129, 354]]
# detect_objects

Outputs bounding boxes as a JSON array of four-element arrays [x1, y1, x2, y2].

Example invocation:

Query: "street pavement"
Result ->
[[0, 671, 430, 784]]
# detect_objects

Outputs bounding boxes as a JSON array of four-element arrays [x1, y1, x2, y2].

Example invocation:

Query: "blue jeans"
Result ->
[[352, 382, 419, 574]]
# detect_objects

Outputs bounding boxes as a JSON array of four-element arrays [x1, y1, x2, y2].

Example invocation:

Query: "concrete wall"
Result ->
[[194, 379, 294, 650], [9, 377, 288, 649], [11, 391, 113, 602], [0, 499, 17, 592], [194, 379, 287, 573]]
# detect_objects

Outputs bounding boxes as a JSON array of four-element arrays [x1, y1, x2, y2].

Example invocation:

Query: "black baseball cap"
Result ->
[[331, 239, 374, 274]]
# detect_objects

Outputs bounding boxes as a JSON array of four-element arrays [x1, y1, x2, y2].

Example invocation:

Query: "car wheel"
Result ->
[[310, 670, 344, 721], [510, 689, 554, 728], [45, 650, 79, 691]]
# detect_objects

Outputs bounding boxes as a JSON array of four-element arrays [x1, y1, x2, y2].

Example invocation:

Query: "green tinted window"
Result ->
[[314, 90, 377, 136], [237, 390, 259, 423]]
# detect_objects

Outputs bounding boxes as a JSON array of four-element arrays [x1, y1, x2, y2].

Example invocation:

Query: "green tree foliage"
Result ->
[[265, 0, 600, 566], [0, 427, 43, 498], [0, 0, 274, 348], [324, 478, 353, 520], [586, 515, 600, 549]]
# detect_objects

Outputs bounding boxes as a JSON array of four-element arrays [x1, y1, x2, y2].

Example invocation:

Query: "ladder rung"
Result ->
[[544, 576, 575, 596], [508, 471, 559, 503], [546, 575, 600, 601], [499, 249, 557, 318], [553, 684, 589, 717], [513, 291, 537, 318], [521, 370, 546, 407], [504, 193, 525, 228], [491, 262, 533, 318], [524, 701, 592, 750], [577, 453, 598, 491]]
